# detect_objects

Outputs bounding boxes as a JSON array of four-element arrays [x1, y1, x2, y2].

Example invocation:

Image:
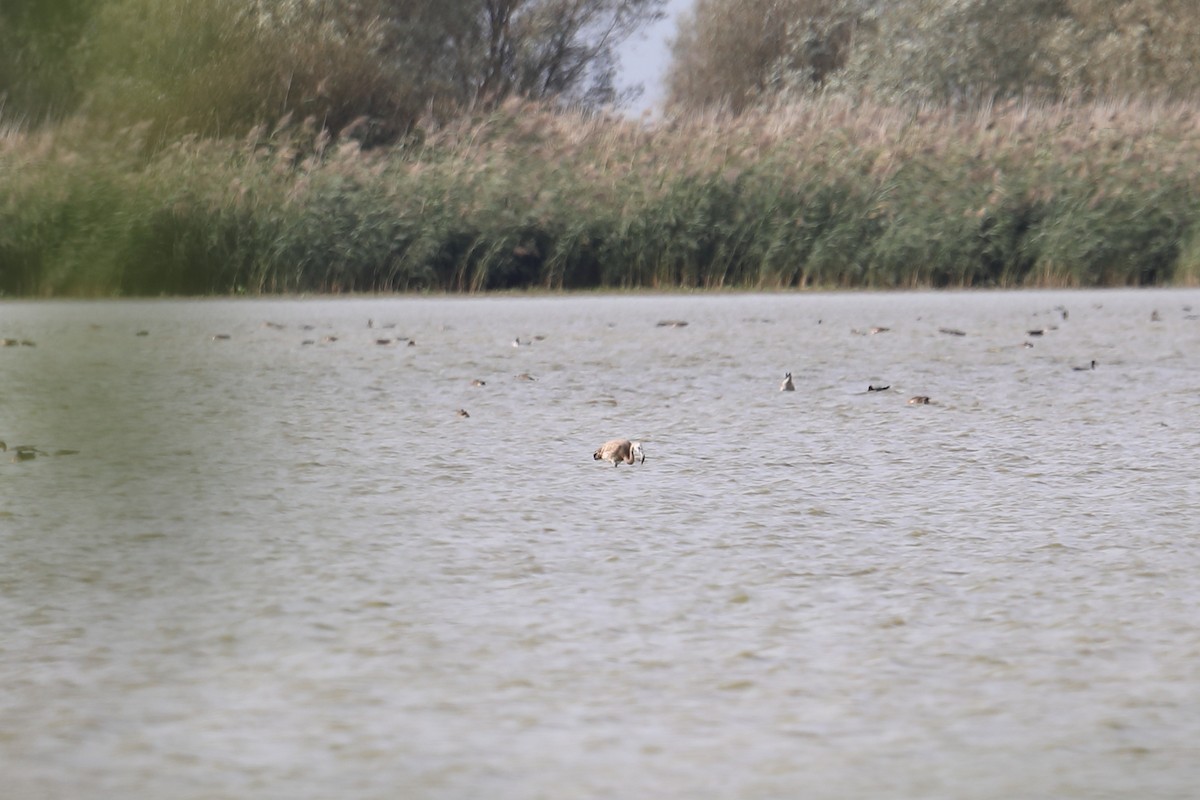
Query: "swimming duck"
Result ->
[[7, 445, 41, 461]]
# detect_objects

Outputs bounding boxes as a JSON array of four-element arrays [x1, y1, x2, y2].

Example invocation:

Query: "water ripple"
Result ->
[[3, 290, 1200, 798]]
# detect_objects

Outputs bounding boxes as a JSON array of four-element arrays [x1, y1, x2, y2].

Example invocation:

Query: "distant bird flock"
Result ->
[[4, 299, 1159, 471]]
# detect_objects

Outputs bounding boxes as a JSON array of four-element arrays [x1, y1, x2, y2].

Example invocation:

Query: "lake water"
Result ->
[[2, 289, 1199, 799]]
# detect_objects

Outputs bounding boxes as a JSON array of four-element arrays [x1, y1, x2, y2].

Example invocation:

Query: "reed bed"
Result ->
[[2, 95, 1199, 295]]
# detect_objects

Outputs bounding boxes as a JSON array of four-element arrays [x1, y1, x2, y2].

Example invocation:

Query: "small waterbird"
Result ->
[[780, 372, 795, 391], [593, 439, 645, 467]]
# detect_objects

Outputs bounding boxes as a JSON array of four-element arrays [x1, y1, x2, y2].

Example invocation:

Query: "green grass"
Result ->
[[3, 95, 1199, 295]]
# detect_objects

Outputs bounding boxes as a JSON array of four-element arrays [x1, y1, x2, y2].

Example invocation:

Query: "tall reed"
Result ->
[[2, 95, 1198, 295]]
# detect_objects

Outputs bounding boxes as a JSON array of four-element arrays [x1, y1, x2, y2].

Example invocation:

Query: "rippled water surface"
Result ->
[[3, 289, 1200, 799]]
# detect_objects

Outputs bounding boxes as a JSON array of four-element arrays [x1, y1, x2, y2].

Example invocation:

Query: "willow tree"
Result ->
[[665, 0, 1200, 113], [665, 0, 864, 112], [1053, 0, 1200, 98], [0, 0, 97, 123], [369, 0, 666, 109], [829, 0, 1200, 103], [830, 0, 1074, 104], [39, 0, 662, 144], [73, 0, 424, 143]]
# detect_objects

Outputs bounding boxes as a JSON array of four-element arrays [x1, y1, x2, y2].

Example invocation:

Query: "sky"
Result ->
[[614, 0, 694, 113]]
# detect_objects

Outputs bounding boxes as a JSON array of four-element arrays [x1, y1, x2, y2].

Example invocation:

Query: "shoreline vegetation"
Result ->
[[3, 95, 1199, 297]]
